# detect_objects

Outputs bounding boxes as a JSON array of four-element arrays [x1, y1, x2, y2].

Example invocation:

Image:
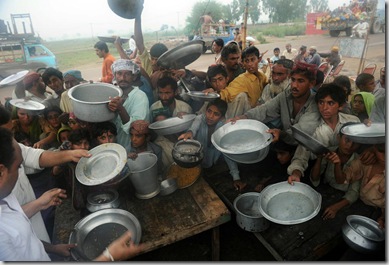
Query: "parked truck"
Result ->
[[320, 0, 384, 37], [0, 14, 57, 80], [196, 24, 235, 53]]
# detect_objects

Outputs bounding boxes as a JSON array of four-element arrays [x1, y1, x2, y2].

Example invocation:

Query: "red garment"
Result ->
[[101, 53, 115, 83]]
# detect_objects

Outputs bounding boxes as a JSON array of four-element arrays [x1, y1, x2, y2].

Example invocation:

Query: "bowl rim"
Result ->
[[68, 82, 123, 104], [346, 214, 385, 242]]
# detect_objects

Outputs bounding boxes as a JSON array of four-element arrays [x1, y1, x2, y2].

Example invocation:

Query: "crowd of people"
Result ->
[[0, 1, 386, 261]]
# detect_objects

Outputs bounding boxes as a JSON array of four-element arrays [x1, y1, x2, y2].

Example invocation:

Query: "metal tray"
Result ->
[[157, 40, 204, 69], [76, 143, 127, 186], [148, 114, 196, 136], [341, 123, 385, 144], [291, 125, 330, 155], [186, 91, 220, 102], [258, 181, 322, 225], [68, 208, 141, 261], [9, 98, 45, 111], [0, 70, 29, 86]]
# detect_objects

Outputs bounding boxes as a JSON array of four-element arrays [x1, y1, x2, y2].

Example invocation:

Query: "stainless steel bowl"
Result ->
[[291, 125, 330, 155], [68, 82, 122, 122], [149, 114, 196, 136], [68, 208, 141, 261], [258, 181, 322, 225], [159, 179, 178, 196], [341, 123, 385, 144], [211, 119, 272, 164], [342, 215, 385, 253]]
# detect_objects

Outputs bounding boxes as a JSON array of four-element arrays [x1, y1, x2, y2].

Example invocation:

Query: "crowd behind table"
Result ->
[[0, 3, 386, 261]]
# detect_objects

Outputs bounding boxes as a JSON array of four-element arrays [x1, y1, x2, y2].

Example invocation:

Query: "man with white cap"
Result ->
[[108, 59, 150, 148], [305, 46, 321, 67]]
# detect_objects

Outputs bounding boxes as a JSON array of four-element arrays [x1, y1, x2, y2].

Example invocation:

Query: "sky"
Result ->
[[0, 0, 382, 40]]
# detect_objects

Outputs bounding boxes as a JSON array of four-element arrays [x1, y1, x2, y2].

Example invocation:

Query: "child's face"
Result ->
[[338, 134, 360, 155], [97, 131, 116, 144], [242, 54, 259, 74], [205, 105, 223, 126], [275, 150, 293, 165], [59, 131, 70, 143], [130, 131, 147, 148], [317, 95, 341, 121], [71, 139, 90, 150], [210, 74, 228, 92], [352, 95, 366, 114], [361, 78, 375, 92], [47, 111, 61, 128], [68, 119, 81, 130], [274, 50, 280, 57]]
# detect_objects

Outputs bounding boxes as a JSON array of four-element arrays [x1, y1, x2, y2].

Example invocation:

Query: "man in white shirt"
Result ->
[[282, 43, 298, 61]]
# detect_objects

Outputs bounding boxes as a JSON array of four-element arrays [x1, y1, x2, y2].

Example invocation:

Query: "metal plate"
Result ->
[[341, 123, 385, 144], [157, 40, 204, 70], [76, 143, 127, 186], [68, 208, 142, 261], [149, 114, 196, 136], [0, 70, 29, 86], [97, 36, 129, 44], [258, 181, 322, 225], [211, 120, 272, 154], [9, 98, 45, 111], [107, 0, 142, 19], [291, 126, 330, 155], [187, 91, 220, 102]]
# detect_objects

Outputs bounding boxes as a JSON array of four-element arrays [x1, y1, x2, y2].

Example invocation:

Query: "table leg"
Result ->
[[211, 226, 220, 261]]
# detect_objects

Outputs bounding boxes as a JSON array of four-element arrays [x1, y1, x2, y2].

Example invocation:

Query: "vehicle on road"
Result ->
[[0, 14, 57, 80], [196, 24, 235, 53]]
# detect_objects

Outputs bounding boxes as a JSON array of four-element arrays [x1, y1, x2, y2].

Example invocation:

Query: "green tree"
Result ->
[[309, 0, 329, 12], [262, 0, 308, 23]]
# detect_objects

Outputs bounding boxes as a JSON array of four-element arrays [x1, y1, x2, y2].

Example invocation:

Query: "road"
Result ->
[[0, 32, 385, 103]]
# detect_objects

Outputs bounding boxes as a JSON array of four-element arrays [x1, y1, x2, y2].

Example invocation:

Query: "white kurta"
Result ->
[[11, 144, 51, 243], [0, 193, 50, 261]]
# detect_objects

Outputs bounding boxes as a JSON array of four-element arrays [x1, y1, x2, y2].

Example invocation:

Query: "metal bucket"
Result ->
[[127, 153, 160, 199], [233, 192, 270, 232]]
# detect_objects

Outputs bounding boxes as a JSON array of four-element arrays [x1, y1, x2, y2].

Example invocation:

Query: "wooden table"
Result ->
[[52, 176, 231, 261], [202, 156, 382, 261]]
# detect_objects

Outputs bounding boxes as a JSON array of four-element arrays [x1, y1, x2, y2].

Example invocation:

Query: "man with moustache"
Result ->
[[220, 41, 245, 84], [259, 59, 294, 104], [227, 61, 321, 146], [108, 59, 149, 148], [23, 72, 54, 107], [149, 76, 192, 122]]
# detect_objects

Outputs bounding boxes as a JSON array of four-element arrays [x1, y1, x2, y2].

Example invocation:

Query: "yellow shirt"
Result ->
[[220, 71, 268, 108]]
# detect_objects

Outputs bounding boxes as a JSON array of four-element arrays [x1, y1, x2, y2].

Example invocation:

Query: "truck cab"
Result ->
[[0, 36, 57, 80]]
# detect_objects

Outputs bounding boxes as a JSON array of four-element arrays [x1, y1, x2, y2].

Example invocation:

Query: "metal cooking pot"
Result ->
[[172, 139, 204, 168], [107, 0, 142, 19], [233, 192, 270, 232], [291, 125, 330, 155], [342, 215, 385, 253], [86, 189, 120, 213], [68, 83, 122, 122], [127, 153, 160, 199], [211, 120, 272, 164]]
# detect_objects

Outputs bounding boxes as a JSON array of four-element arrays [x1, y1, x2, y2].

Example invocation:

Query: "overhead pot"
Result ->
[[157, 40, 205, 70], [107, 0, 143, 19]]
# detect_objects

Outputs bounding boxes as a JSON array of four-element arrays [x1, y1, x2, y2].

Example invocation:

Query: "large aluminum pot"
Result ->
[[68, 83, 122, 122], [211, 119, 272, 164], [149, 114, 196, 136], [234, 192, 270, 232], [127, 153, 160, 199], [342, 215, 385, 253]]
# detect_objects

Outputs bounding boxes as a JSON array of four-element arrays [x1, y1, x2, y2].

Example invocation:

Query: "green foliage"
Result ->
[[262, 0, 308, 23], [309, 0, 329, 12], [259, 23, 306, 37]]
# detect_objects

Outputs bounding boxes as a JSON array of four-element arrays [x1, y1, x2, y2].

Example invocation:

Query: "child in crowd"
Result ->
[[288, 83, 360, 184], [310, 122, 362, 220], [127, 120, 163, 175], [37, 106, 63, 149], [56, 126, 71, 146], [356, 72, 385, 98], [351, 92, 375, 123], [270, 47, 280, 63], [90, 121, 117, 147], [329, 139, 385, 227], [178, 99, 246, 191], [255, 140, 296, 192], [333, 75, 352, 114]]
